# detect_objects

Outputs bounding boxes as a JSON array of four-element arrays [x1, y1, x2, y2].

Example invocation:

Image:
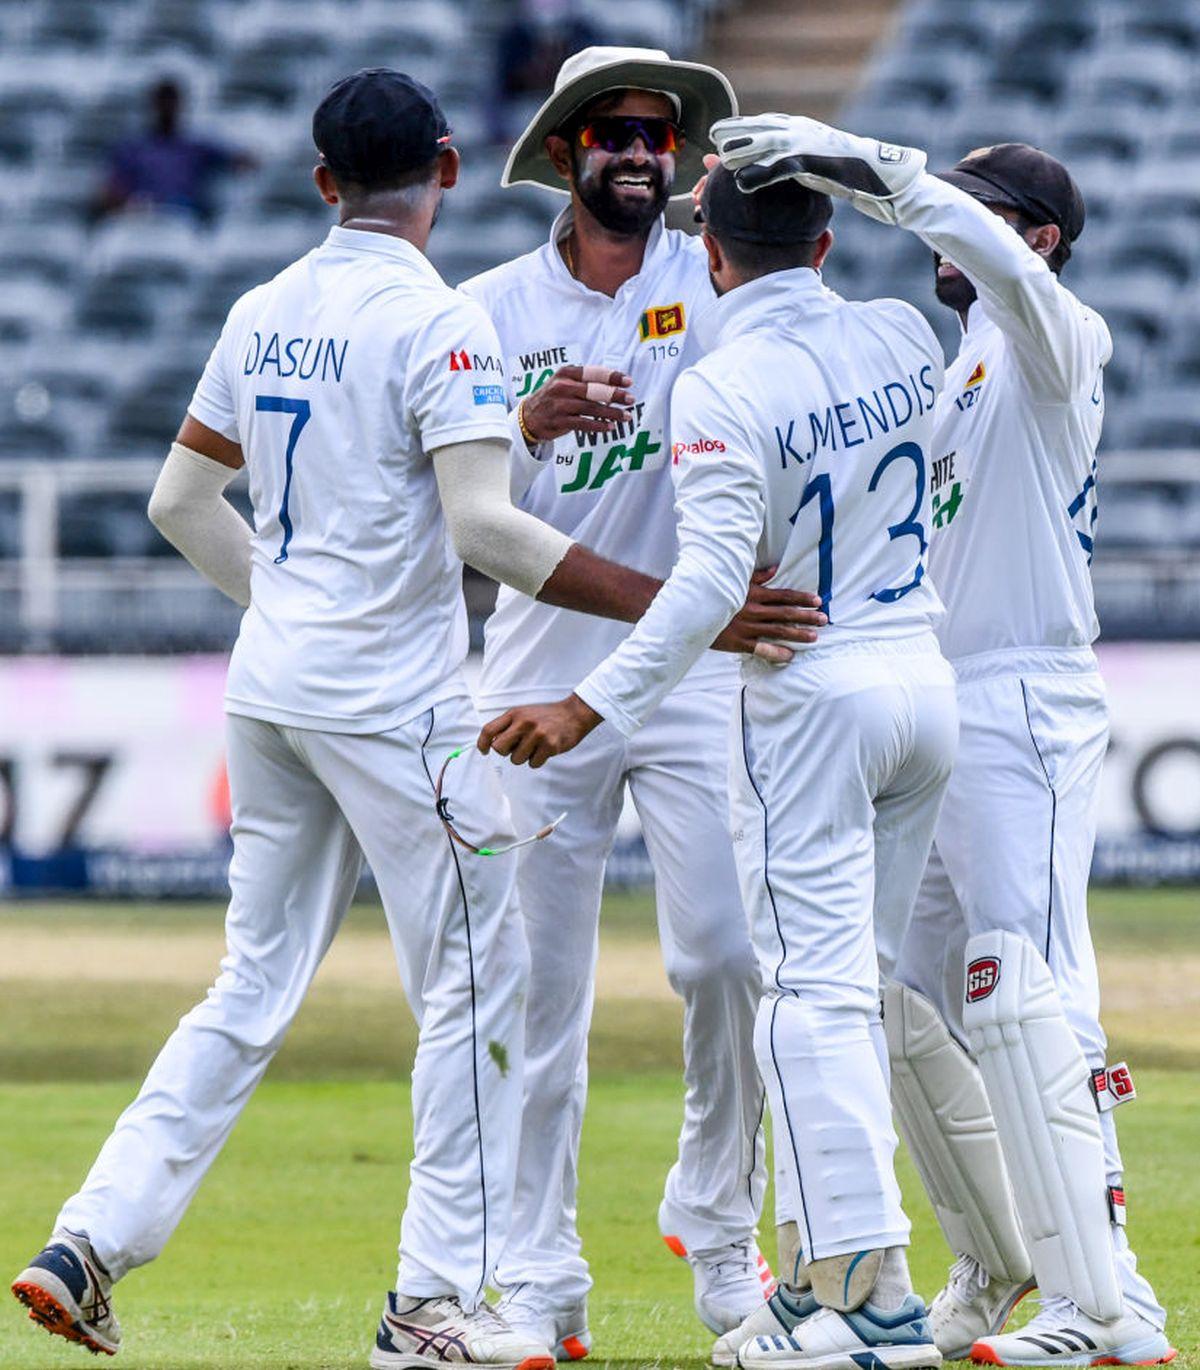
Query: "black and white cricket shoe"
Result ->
[[970, 1295, 1176, 1366]]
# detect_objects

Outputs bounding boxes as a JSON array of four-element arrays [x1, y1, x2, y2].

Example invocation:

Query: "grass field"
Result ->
[[0, 888, 1197, 1369]]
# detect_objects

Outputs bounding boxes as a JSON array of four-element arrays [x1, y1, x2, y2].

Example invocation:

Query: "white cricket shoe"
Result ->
[[667, 1235, 776, 1334], [737, 1295, 941, 1370], [970, 1295, 1176, 1367], [370, 1291, 555, 1368], [931, 1254, 1036, 1359], [713, 1285, 819, 1366], [11, 1228, 121, 1356], [496, 1284, 592, 1362]]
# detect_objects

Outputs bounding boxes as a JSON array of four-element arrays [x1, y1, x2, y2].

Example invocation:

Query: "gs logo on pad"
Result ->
[[965, 956, 1000, 1003]]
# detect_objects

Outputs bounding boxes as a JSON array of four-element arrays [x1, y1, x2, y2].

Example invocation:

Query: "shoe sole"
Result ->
[[970, 1338, 1178, 1367], [941, 1280, 1039, 1360], [11, 1277, 117, 1357], [556, 1332, 592, 1361], [370, 1355, 554, 1370], [738, 1345, 941, 1370]]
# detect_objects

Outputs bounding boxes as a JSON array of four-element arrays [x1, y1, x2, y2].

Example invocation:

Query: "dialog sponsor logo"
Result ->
[[671, 437, 726, 463]]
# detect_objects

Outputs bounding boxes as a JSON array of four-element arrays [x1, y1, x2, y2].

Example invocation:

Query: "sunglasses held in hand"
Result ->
[[434, 748, 566, 857]]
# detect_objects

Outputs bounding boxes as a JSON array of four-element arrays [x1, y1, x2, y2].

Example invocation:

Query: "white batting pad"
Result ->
[[884, 981, 1032, 1285], [962, 931, 1122, 1320]]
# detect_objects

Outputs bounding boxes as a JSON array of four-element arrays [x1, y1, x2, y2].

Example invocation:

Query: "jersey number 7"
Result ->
[[255, 395, 312, 564]]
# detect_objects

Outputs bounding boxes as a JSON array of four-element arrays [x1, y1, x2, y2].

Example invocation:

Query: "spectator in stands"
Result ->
[[93, 78, 255, 224], [493, 0, 600, 141]]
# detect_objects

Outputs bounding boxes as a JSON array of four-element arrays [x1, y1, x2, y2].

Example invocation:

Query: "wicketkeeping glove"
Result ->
[[710, 114, 926, 225]]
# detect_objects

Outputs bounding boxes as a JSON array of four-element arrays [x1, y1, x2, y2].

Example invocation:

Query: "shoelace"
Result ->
[[705, 1238, 758, 1280], [464, 1300, 509, 1332], [1021, 1294, 1081, 1332], [946, 1253, 990, 1304]]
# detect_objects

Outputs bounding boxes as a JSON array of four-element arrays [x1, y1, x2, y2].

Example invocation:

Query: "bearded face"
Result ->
[[572, 138, 673, 234], [933, 251, 978, 313]]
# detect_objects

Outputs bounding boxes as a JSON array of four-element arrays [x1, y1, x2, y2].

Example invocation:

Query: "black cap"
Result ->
[[701, 163, 833, 244], [313, 68, 450, 188], [939, 143, 1085, 243]]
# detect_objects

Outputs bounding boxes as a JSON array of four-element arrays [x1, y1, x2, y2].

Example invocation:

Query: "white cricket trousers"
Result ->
[[895, 649, 1164, 1325], [485, 685, 766, 1306], [732, 637, 958, 1261], [57, 697, 530, 1308]]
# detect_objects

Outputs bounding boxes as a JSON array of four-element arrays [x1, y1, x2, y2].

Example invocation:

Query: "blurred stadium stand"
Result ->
[[0, 0, 1197, 651]]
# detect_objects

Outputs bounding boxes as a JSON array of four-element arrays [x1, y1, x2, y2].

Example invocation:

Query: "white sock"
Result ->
[[869, 1246, 913, 1311]]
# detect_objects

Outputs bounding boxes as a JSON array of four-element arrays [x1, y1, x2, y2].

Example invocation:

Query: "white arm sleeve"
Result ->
[[576, 370, 763, 737], [506, 404, 554, 502], [147, 442, 252, 607], [432, 438, 573, 598], [890, 171, 1111, 402]]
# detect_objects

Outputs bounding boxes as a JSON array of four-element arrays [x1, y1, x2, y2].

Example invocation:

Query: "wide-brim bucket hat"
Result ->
[[502, 44, 737, 198]]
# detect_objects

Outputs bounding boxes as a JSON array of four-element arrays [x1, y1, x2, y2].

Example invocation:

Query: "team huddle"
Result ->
[[10, 44, 1176, 1370]]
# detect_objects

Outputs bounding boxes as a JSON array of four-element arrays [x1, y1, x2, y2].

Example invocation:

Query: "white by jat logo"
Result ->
[[877, 143, 908, 164]]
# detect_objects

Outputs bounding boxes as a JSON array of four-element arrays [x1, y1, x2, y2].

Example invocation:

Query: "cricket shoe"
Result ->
[[712, 1284, 819, 1366], [970, 1295, 1176, 1367], [495, 1284, 592, 1362], [370, 1291, 555, 1369], [665, 1234, 776, 1334], [11, 1229, 121, 1356], [737, 1295, 942, 1370], [931, 1254, 1036, 1359]]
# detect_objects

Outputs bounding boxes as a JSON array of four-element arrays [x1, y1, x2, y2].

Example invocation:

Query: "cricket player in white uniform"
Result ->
[[458, 49, 824, 1354], [711, 118, 1175, 1368], [7, 71, 808, 1369], [481, 164, 960, 1370]]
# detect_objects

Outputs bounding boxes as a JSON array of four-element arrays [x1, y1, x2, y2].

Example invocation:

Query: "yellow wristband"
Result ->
[[516, 399, 539, 449]]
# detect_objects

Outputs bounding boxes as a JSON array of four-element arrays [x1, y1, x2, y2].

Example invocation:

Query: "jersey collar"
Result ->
[[695, 266, 829, 351], [323, 224, 443, 281], [546, 204, 670, 294]]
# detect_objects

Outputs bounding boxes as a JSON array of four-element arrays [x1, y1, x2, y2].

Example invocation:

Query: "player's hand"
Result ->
[[521, 365, 635, 444], [478, 694, 603, 768], [709, 114, 925, 223], [691, 152, 720, 222], [711, 567, 826, 662]]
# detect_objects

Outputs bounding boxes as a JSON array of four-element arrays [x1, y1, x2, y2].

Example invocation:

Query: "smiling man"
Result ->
[[458, 46, 785, 1357]]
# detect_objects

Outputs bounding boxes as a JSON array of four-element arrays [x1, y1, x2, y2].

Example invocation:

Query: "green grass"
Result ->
[[0, 890, 1197, 1368]]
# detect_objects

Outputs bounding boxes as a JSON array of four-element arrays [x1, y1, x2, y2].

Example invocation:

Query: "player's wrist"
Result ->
[[565, 692, 602, 730], [516, 398, 543, 449]]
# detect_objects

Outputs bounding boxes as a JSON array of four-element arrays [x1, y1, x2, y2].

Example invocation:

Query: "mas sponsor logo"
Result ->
[[671, 437, 726, 463], [472, 384, 506, 406], [965, 955, 1000, 1003], [638, 302, 685, 342], [449, 350, 502, 373]]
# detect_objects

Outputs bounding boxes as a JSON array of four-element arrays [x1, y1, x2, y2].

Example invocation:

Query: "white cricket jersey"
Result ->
[[578, 267, 946, 737], [891, 172, 1111, 666], [459, 207, 736, 707], [188, 225, 512, 733]]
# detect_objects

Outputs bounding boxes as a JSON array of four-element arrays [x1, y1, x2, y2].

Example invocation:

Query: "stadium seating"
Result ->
[[0, 0, 1194, 648]]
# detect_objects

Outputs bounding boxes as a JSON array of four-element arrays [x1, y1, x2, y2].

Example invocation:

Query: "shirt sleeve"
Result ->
[[576, 367, 764, 737], [408, 296, 514, 452], [187, 294, 247, 442], [890, 171, 1111, 403]]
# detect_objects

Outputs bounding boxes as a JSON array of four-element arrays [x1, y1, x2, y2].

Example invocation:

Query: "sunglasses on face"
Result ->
[[576, 116, 681, 156]]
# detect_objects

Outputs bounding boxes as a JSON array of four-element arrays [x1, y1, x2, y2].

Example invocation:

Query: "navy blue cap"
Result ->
[[940, 143, 1085, 242], [701, 163, 833, 244], [313, 68, 451, 188]]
